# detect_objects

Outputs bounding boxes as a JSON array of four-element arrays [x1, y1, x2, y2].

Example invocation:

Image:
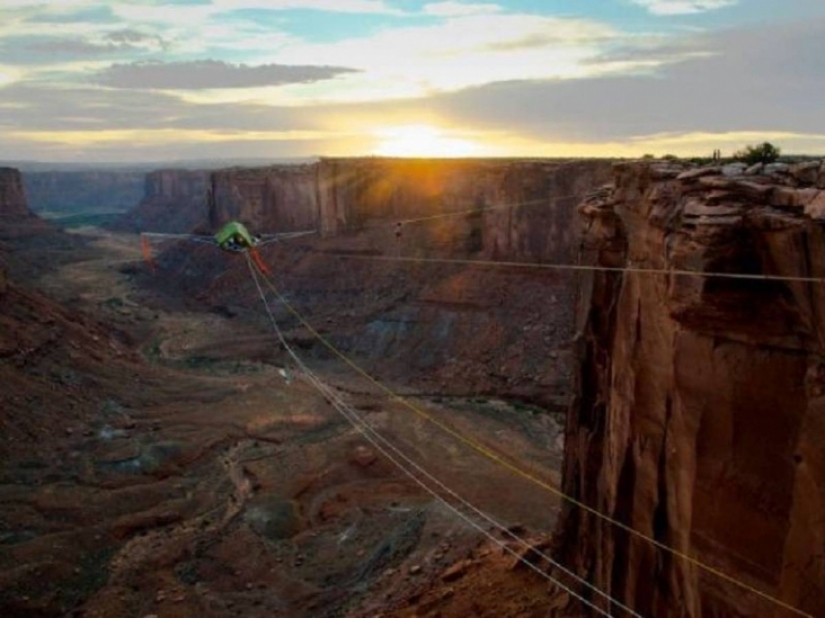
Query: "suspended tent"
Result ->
[[140, 221, 316, 275]]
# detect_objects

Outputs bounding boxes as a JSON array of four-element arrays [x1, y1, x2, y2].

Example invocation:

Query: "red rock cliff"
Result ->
[[121, 158, 613, 258], [156, 159, 612, 409], [110, 169, 209, 233], [315, 158, 610, 262], [0, 167, 31, 217], [209, 164, 319, 233], [555, 161, 825, 617], [206, 158, 612, 260]]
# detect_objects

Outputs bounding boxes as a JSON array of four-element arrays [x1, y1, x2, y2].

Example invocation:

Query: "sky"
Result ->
[[0, 0, 823, 162]]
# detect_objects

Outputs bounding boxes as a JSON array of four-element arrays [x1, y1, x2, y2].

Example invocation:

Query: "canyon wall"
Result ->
[[151, 158, 613, 407], [0, 167, 31, 217], [23, 171, 144, 215], [555, 161, 825, 617], [315, 158, 609, 263], [209, 164, 319, 233], [121, 158, 612, 260], [0, 167, 88, 280], [110, 169, 209, 233], [205, 158, 612, 261]]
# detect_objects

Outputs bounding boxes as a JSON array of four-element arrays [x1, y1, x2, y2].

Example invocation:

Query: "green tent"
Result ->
[[214, 221, 256, 251]]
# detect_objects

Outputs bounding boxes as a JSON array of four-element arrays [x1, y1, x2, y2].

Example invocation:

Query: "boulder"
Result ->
[[721, 163, 748, 177], [803, 191, 825, 219], [773, 187, 820, 210], [764, 162, 790, 175], [789, 161, 821, 184], [677, 167, 720, 181]]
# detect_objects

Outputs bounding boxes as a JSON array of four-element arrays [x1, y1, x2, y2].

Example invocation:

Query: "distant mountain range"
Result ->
[[0, 157, 318, 173]]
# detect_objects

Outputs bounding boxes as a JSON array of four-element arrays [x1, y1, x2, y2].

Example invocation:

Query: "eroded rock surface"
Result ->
[[0, 167, 31, 217], [110, 169, 210, 233], [556, 160, 825, 617], [148, 158, 613, 409]]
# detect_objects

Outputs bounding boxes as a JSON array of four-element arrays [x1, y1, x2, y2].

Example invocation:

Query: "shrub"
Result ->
[[734, 142, 781, 165]]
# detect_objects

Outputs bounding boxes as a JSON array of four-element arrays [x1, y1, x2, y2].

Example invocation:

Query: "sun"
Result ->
[[373, 124, 483, 157]]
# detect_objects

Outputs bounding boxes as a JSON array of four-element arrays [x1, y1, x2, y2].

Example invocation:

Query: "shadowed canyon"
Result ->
[[1, 158, 824, 618]]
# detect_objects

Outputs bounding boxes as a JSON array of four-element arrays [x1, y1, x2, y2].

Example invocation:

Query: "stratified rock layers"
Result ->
[[0, 167, 31, 217], [124, 159, 612, 259], [147, 158, 613, 408], [110, 169, 209, 233], [556, 161, 825, 617]]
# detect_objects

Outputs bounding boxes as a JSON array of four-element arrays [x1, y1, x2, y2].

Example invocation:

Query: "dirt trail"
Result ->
[[2, 227, 569, 617]]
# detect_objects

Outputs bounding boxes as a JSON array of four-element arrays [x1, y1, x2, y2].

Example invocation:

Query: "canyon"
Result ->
[[1, 158, 823, 618], [143, 158, 613, 410], [110, 169, 210, 233], [1, 161, 581, 618], [22, 170, 145, 216]]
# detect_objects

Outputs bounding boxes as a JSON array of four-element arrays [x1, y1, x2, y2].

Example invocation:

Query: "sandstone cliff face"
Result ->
[[110, 169, 209, 233], [23, 171, 144, 215], [316, 158, 607, 263], [153, 158, 612, 408], [0, 167, 90, 281], [123, 158, 612, 260], [205, 158, 611, 261], [0, 167, 31, 217], [209, 164, 319, 233], [556, 160, 825, 617]]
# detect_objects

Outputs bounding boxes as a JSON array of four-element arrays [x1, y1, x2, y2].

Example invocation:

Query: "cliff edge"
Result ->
[[0, 167, 31, 218], [109, 169, 209, 233], [556, 160, 825, 617]]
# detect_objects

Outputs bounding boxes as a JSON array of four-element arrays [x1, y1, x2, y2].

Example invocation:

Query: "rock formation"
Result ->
[[555, 160, 825, 617], [0, 167, 87, 280], [204, 158, 610, 259], [209, 164, 319, 233], [148, 159, 613, 408], [109, 169, 209, 233], [22, 170, 144, 215], [118, 158, 613, 257], [0, 167, 31, 217], [313, 158, 613, 264]]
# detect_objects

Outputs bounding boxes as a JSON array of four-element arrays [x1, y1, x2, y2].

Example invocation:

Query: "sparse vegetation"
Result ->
[[734, 142, 781, 165]]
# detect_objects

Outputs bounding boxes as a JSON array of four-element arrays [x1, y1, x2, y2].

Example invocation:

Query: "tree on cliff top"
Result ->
[[734, 142, 781, 165]]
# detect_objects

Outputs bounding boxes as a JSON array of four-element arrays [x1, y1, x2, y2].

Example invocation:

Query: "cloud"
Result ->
[[2, 1, 824, 161], [25, 38, 122, 55], [0, 65, 21, 88], [93, 59, 358, 90], [0, 82, 324, 132], [630, 0, 737, 15], [210, 0, 400, 14], [264, 14, 623, 103], [109, 0, 402, 24], [422, 2, 501, 17], [104, 29, 168, 49], [22, 31, 167, 56], [420, 18, 825, 145]]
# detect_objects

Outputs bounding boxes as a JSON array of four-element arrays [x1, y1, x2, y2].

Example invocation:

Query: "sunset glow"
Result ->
[[373, 125, 485, 158], [0, 1, 822, 162]]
